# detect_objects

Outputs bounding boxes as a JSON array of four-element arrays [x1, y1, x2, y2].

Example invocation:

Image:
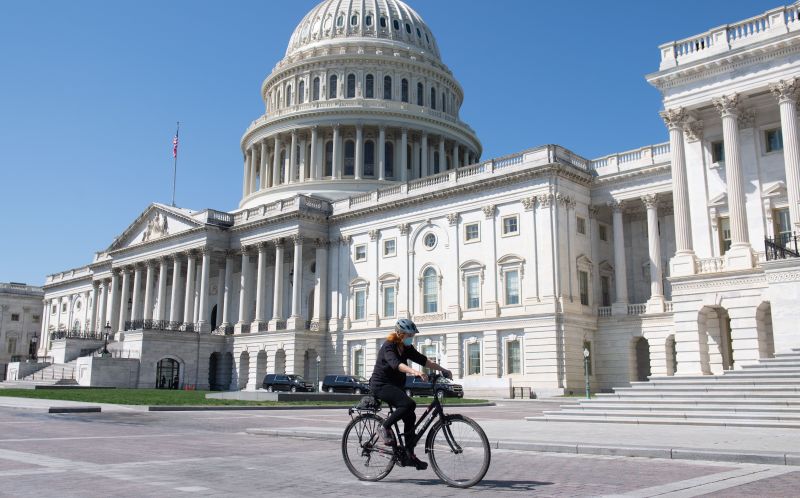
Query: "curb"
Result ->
[[147, 402, 495, 412], [48, 406, 101, 413], [247, 428, 800, 466]]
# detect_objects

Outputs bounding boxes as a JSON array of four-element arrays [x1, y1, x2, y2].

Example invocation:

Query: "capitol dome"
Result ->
[[238, 0, 481, 209]]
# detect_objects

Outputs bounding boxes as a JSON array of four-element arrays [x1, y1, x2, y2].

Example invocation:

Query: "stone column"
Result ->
[[236, 247, 252, 333], [242, 150, 250, 197], [312, 238, 328, 331], [270, 239, 286, 328], [131, 265, 143, 321], [643, 194, 665, 313], [118, 267, 131, 332], [259, 140, 268, 190], [420, 133, 428, 177], [309, 126, 319, 180], [197, 248, 211, 332], [438, 137, 446, 171], [109, 270, 121, 333], [453, 143, 460, 169], [770, 78, 800, 231], [378, 126, 386, 180], [253, 243, 268, 329], [89, 281, 99, 332], [609, 200, 628, 315], [713, 94, 754, 269], [333, 125, 342, 179], [288, 236, 305, 330], [39, 300, 49, 357], [169, 255, 183, 324], [143, 261, 156, 321], [183, 252, 196, 326], [98, 280, 108, 332], [463, 148, 469, 166], [272, 136, 282, 186], [299, 136, 307, 182], [354, 125, 363, 180], [249, 146, 258, 194], [155, 258, 169, 321], [400, 129, 408, 182], [289, 130, 298, 183], [660, 108, 696, 276], [220, 251, 234, 328]]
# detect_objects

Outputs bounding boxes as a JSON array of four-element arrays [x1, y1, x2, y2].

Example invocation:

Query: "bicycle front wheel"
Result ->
[[342, 413, 396, 481], [427, 414, 491, 488]]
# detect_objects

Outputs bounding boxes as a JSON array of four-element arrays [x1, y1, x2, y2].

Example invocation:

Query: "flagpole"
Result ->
[[172, 121, 179, 207]]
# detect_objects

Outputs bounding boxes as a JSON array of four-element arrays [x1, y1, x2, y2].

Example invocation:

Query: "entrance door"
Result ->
[[635, 338, 651, 382], [156, 358, 180, 389]]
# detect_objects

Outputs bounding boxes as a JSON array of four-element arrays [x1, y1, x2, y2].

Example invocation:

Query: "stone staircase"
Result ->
[[533, 349, 800, 428], [0, 360, 81, 389]]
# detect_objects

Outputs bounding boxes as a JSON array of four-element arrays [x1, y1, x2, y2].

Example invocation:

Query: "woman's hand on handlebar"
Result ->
[[411, 369, 428, 382]]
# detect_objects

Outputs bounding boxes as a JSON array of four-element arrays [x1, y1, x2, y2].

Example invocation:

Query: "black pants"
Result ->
[[374, 383, 417, 448]]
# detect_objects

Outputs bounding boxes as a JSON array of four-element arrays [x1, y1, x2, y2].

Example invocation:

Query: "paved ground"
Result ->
[[0, 401, 798, 496]]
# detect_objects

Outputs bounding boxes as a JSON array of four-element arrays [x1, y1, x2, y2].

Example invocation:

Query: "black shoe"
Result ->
[[407, 453, 428, 471], [377, 425, 395, 446]]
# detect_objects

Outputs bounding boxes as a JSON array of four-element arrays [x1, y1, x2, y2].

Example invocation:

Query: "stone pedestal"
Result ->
[[724, 244, 755, 270], [670, 252, 698, 277]]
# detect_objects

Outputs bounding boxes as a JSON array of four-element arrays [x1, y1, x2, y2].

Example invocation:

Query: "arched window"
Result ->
[[385, 142, 394, 178], [312, 77, 320, 101], [344, 140, 355, 176], [433, 151, 440, 174], [423, 267, 439, 313], [401, 79, 409, 103], [430, 88, 436, 110], [364, 140, 375, 177], [350, 14, 358, 26], [405, 23, 411, 34], [324, 141, 333, 176], [346, 74, 356, 98], [393, 19, 400, 30], [277, 90, 281, 108], [441, 91, 446, 113], [379, 16, 386, 28], [336, 15, 344, 27], [417, 82, 424, 106], [287, 85, 293, 106], [365, 15, 372, 27], [383, 75, 392, 100], [298, 80, 305, 104], [329, 75, 338, 99], [365, 74, 374, 98]]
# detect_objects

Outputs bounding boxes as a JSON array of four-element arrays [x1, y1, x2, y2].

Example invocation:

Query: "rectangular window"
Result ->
[[507, 340, 521, 374], [10, 314, 19, 322], [583, 341, 592, 376], [576, 216, 586, 235], [711, 140, 725, 163], [383, 286, 396, 317], [383, 238, 396, 257], [775, 208, 792, 246], [354, 290, 366, 320], [354, 244, 367, 262], [579, 270, 589, 306], [601, 276, 611, 307], [464, 223, 480, 242], [466, 275, 481, 309], [599, 224, 608, 242], [32, 315, 40, 323], [51, 305, 56, 314], [765, 128, 783, 153], [505, 270, 520, 306], [7, 338, 17, 355], [421, 344, 436, 373], [354, 349, 365, 378], [719, 217, 732, 255], [502, 215, 519, 236], [61, 303, 67, 313], [467, 342, 481, 375]]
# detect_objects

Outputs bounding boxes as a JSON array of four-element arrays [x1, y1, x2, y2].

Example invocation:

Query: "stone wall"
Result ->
[[76, 356, 140, 388]]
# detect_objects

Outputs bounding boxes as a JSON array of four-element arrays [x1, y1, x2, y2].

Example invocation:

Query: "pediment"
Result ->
[[762, 181, 787, 198], [707, 192, 727, 208], [107, 203, 202, 251]]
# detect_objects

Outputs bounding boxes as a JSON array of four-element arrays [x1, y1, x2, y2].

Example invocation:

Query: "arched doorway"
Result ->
[[256, 350, 268, 387], [634, 338, 651, 382], [274, 349, 286, 374], [221, 352, 233, 390], [210, 305, 218, 331], [665, 335, 677, 376], [756, 302, 775, 359], [156, 358, 180, 389], [238, 351, 250, 390]]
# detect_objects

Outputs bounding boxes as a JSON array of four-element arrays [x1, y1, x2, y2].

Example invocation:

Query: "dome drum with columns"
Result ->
[[238, 0, 481, 209]]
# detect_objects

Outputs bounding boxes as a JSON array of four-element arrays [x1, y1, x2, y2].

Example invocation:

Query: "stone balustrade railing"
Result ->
[[0, 283, 43, 296], [597, 306, 612, 317], [234, 194, 331, 226], [590, 142, 670, 175], [664, 301, 674, 312], [659, 4, 800, 69], [697, 256, 725, 274], [627, 303, 648, 315], [46, 266, 93, 285]]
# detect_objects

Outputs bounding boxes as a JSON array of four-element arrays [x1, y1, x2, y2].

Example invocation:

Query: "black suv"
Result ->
[[404, 375, 464, 399], [321, 375, 371, 394], [262, 374, 314, 392]]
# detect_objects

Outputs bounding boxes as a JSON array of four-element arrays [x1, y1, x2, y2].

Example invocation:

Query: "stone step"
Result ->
[[649, 372, 800, 381], [588, 397, 800, 406], [544, 408, 800, 421], [596, 391, 800, 399], [530, 414, 800, 429], [632, 378, 800, 387], [737, 364, 800, 371], [614, 385, 800, 393], [773, 352, 800, 360], [566, 403, 800, 413]]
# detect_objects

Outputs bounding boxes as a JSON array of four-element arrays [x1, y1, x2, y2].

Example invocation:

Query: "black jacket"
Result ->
[[370, 340, 428, 389]]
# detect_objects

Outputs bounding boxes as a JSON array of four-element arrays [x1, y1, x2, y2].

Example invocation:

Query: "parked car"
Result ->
[[262, 373, 314, 392], [404, 375, 464, 399], [321, 374, 371, 394]]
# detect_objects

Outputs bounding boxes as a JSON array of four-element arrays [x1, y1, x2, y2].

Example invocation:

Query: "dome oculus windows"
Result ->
[[423, 233, 437, 249]]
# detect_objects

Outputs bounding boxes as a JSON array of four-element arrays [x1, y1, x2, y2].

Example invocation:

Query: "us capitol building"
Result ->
[[22, 1, 800, 396]]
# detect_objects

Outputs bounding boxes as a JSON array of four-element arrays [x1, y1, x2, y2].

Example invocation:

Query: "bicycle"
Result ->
[[341, 373, 491, 488]]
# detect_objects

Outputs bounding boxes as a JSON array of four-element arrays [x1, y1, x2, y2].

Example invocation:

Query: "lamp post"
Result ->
[[101, 321, 111, 357], [30, 336, 38, 362], [315, 354, 321, 392], [583, 346, 591, 399]]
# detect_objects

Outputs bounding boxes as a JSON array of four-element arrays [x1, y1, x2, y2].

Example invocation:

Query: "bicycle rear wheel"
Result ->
[[427, 414, 490, 488], [342, 413, 396, 481]]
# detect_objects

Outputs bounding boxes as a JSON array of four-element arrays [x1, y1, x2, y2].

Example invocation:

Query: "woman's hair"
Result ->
[[386, 330, 403, 344]]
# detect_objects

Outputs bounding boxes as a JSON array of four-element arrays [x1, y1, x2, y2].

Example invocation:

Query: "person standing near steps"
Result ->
[[369, 318, 452, 470]]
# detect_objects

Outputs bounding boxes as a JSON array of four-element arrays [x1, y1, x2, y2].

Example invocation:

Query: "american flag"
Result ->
[[172, 129, 179, 158]]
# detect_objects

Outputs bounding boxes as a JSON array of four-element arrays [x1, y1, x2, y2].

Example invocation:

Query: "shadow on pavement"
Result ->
[[392, 478, 553, 491]]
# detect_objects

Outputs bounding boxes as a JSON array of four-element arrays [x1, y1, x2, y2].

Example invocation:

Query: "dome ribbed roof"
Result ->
[[286, 0, 440, 59]]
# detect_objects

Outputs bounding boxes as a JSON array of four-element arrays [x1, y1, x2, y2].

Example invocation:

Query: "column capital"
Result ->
[[368, 229, 380, 241], [240, 244, 255, 256], [184, 249, 197, 259], [588, 204, 600, 219], [257, 241, 269, 253], [145, 259, 158, 269], [112, 268, 123, 276], [272, 237, 286, 248], [712, 93, 740, 117], [521, 197, 535, 211], [537, 193, 553, 208], [314, 237, 330, 248], [291, 234, 304, 246], [659, 107, 687, 130], [608, 200, 625, 213], [641, 193, 659, 209], [339, 234, 352, 245], [159, 256, 170, 265], [482, 205, 496, 219], [769, 78, 800, 103], [397, 223, 410, 235], [446, 212, 460, 226], [684, 120, 704, 142], [224, 249, 237, 258]]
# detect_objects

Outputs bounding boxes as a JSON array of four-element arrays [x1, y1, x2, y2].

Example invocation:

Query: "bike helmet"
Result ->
[[394, 318, 419, 335]]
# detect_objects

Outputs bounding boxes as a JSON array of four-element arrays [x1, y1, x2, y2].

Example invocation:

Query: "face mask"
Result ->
[[402, 337, 413, 346]]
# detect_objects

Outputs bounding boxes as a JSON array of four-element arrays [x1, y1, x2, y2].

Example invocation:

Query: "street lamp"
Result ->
[[30, 336, 38, 362], [583, 346, 591, 399], [315, 355, 321, 392], [101, 322, 111, 357]]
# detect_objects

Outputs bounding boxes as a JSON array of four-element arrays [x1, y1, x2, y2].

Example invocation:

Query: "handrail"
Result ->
[[765, 233, 800, 260]]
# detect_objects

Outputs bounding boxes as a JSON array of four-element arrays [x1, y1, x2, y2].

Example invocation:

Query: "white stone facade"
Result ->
[[36, 1, 800, 396], [0, 283, 44, 380]]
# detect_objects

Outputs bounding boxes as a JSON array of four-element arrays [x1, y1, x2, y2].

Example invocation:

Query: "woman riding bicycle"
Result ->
[[370, 318, 452, 470]]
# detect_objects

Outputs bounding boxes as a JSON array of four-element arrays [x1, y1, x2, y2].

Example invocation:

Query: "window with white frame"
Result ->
[[466, 341, 481, 375], [498, 255, 524, 307], [765, 128, 783, 153], [383, 238, 396, 257], [719, 217, 732, 255], [502, 215, 519, 236], [464, 222, 480, 242], [354, 289, 366, 320], [774, 208, 792, 246], [420, 343, 437, 374], [600, 275, 611, 307], [506, 339, 521, 374], [711, 140, 725, 163], [353, 347, 365, 378], [354, 244, 367, 262], [62, 303, 67, 312], [466, 275, 481, 309], [504, 270, 520, 305], [422, 267, 439, 313], [51, 305, 56, 314], [383, 285, 396, 317], [576, 216, 586, 235]]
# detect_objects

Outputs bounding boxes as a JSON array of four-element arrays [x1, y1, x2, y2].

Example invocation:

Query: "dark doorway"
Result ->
[[634, 338, 651, 382], [156, 358, 180, 389], [210, 305, 218, 331], [209, 353, 220, 390]]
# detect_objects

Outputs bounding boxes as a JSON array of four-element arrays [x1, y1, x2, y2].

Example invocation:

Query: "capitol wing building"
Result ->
[[25, 1, 800, 396]]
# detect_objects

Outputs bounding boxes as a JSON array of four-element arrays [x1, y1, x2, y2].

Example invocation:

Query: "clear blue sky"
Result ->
[[0, 0, 777, 285]]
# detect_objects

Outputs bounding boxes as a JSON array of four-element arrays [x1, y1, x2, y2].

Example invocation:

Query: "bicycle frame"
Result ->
[[391, 374, 460, 453]]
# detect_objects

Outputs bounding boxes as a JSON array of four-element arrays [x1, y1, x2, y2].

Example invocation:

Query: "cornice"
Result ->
[[669, 269, 766, 292], [591, 162, 671, 186]]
